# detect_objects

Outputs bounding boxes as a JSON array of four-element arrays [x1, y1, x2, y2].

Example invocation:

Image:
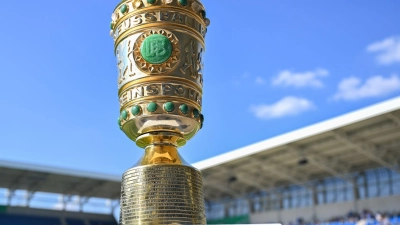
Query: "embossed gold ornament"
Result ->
[[133, 29, 180, 74], [110, 0, 210, 224]]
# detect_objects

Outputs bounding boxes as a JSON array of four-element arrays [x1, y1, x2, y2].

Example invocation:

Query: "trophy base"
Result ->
[[119, 164, 206, 225]]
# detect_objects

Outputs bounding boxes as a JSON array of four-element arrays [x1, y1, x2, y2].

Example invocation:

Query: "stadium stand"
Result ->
[[1, 97, 400, 224], [195, 97, 400, 224], [315, 213, 400, 225], [89, 220, 120, 225], [66, 218, 86, 225], [0, 206, 117, 225], [0, 160, 119, 225], [0, 213, 60, 225]]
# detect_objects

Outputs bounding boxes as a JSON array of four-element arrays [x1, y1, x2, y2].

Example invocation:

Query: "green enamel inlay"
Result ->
[[140, 34, 172, 64], [179, 0, 188, 6], [131, 105, 141, 116], [164, 102, 175, 112], [200, 114, 204, 129], [179, 104, 189, 114], [120, 4, 128, 14], [121, 110, 128, 120], [200, 10, 206, 18], [147, 102, 158, 112], [118, 117, 122, 126], [193, 108, 199, 118], [110, 22, 114, 29], [147, 0, 156, 4]]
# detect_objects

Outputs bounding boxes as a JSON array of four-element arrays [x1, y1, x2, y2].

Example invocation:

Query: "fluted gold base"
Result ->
[[119, 164, 206, 225]]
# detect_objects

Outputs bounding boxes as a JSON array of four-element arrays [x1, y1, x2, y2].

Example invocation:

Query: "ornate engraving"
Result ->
[[119, 82, 202, 107], [180, 40, 203, 84], [133, 29, 180, 74], [116, 37, 137, 84], [114, 10, 206, 41], [119, 165, 206, 225]]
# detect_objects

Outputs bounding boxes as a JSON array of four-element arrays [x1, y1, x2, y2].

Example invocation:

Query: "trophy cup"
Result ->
[[110, 0, 210, 224]]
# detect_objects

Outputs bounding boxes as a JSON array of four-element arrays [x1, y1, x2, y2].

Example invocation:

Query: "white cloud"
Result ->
[[334, 74, 400, 100], [232, 72, 251, 86], [366, 36, 400, 65], [272, 68, 329, 88], [255, 76, 266, 85], [250, 96, 314, 120]]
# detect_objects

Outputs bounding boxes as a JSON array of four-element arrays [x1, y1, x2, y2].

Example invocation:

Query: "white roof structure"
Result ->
[[194, 96, 400, 200], [0, 160, 121, 199]]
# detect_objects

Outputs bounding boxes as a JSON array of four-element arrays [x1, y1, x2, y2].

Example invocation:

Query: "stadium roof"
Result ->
[[0, 160, 121, 199], [193, 96, 400, 200]]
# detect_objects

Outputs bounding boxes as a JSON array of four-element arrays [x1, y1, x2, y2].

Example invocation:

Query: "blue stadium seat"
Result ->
[[0, 213, 117, 225], [0, 213, 61, 225], [390, 216, 400, 225], [66, 218, 86, 225], [89, 220, 118, 225], [343, 221, 356, 225]]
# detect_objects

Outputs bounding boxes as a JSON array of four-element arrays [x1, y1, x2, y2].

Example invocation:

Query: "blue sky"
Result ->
[[1, 0, 400, 178]]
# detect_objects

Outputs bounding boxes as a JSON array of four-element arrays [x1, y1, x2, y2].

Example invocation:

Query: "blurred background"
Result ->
[[0, 0, 399, 224]]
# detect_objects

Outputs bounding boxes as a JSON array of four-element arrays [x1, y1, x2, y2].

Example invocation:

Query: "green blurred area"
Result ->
[[0, 205, 7, 213], [207, 215, 250, 224]]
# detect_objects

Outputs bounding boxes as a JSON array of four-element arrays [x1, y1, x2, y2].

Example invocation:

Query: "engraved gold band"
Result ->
[[118, 76, 203, 96], [114, 23, 205, 53], [119, 165, 206, 224], [113, 5, 206, 30]]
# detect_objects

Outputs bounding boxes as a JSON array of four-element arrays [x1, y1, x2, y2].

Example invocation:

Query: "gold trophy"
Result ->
[[110, 0, 210, 224]]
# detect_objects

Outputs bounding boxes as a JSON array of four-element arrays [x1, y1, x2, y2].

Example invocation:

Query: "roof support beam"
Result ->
[[7, 171, 28, 191], [251, 158, 311, 188], [111, 200, 120, 215], [286, 146, 352, 181], [297, 149, 353, 181], [386, 113, 400, 167], [384, 151, 400, 170], [61, 194, 73, 211], [79, 196, 90, 212], [387, 113, 400, 127], [218, 167, 271, 193], [203, 187, 216, 200], [332, 131, 399, 173], [203, 166, 278, 199], [6, 189, 15, 206], [79, 181, 106, 197], [202, 180, 240, 198], [25, 174, 50, 194], [25, 191, 35, 207], [62, 178, 87, 195], [237, 173, 273, 192], [308, 156, 352, 181]]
